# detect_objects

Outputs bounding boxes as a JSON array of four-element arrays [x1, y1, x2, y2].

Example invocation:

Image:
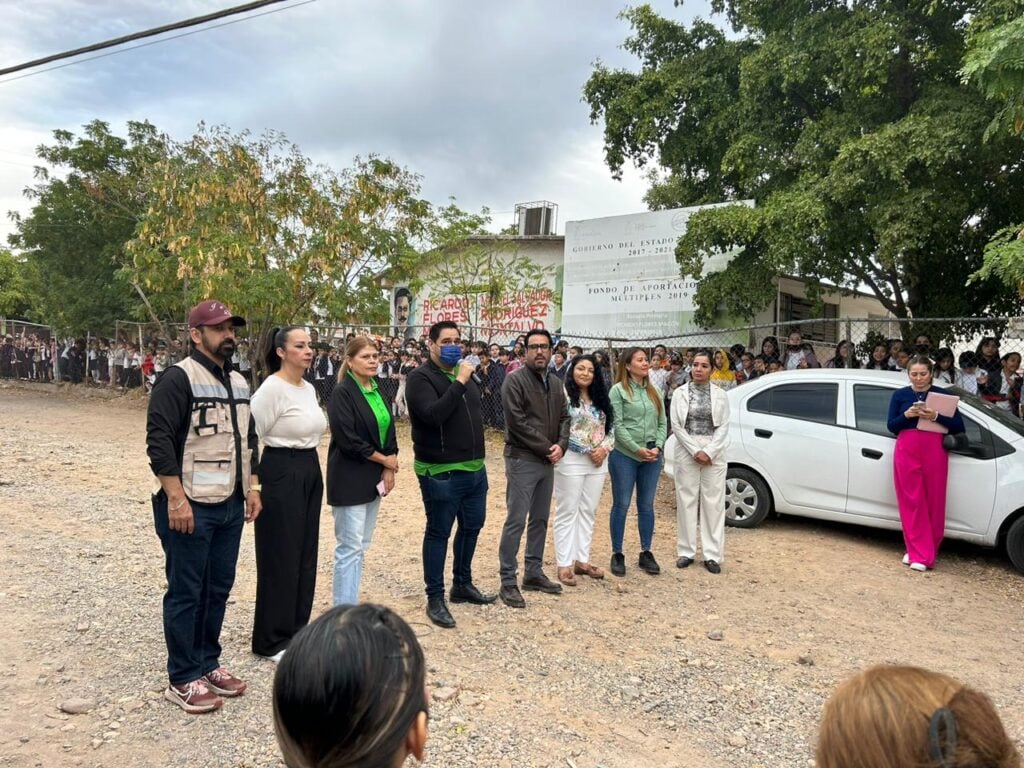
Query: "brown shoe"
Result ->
[[202, 667, 247, 698], [574, 561, 604, 579], [164, 680, 223, 714], [557, 566, 577, 586], [522, 574, 563, 594]]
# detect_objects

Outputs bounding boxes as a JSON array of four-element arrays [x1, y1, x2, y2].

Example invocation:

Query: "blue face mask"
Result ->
[[439, 345, 462, 367]]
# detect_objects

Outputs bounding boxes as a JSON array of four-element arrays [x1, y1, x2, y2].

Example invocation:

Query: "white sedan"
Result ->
[[663, 369, 1024, 573]]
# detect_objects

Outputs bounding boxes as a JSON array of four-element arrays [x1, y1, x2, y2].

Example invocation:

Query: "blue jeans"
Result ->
[[332, 498, 381, 606], [608, 449, 662, 554], [153, 491, 244, 686], [418, 469, 488, 598]]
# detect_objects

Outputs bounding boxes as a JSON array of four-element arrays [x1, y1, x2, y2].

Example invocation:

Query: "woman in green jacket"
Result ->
[[608, 347, 667, 577]]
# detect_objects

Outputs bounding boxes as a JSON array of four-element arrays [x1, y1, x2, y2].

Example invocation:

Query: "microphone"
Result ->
[[471, 371, 483, 386]]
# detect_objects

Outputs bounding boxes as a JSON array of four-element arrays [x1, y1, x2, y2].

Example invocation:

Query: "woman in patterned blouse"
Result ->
[[552, 354, 615, 586]]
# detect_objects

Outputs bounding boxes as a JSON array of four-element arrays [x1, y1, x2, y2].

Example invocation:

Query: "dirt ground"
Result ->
[[0, 384, 1022, 768]]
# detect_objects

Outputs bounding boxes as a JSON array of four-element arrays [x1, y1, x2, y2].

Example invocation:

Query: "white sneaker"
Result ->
[[909, 562, 928, 572], [902, 554, 910, 566]]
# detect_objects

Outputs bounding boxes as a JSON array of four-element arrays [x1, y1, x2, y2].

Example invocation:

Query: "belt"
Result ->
[[262, 446, 318, 455]]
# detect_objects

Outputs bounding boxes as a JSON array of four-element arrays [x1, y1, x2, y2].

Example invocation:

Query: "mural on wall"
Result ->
[[418, 287, 556, 332], [409, 240, 563, 341]]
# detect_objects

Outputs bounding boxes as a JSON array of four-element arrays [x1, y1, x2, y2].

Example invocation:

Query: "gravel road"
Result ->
[[1, 384, 1022, 768]]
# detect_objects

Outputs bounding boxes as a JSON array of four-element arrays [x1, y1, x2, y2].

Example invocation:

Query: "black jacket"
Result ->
[[327, 373, 398, 506], [501, 366, 570, 462], [405, 360, 485, 464]]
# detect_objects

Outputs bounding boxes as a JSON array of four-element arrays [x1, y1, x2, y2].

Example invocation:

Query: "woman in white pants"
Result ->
[[554, 354, 615, 586], [670, 349, 730, 574]]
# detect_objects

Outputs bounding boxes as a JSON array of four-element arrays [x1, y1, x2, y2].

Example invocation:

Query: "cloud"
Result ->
[[1, 0, 715, 242]]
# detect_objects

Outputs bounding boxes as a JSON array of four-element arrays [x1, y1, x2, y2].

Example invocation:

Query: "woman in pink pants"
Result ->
[[886, 355, 965, 571]]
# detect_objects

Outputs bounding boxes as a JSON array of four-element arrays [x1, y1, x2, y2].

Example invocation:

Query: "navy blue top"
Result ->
[[887, 385, 965, 435]]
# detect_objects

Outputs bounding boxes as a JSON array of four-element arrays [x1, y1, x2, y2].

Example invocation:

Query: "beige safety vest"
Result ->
[[177, 357, 252, 504]]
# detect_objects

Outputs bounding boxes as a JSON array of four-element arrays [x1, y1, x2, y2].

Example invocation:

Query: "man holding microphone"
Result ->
[[406, 321, 497, 629]]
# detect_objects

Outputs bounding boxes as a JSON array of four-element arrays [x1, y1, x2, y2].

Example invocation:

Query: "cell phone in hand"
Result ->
[[376, 479, 388, 497], [646, 441, 657, 450]]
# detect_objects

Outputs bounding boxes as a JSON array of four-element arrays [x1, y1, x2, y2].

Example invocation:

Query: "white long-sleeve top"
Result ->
[[250, 374, 326, 449]]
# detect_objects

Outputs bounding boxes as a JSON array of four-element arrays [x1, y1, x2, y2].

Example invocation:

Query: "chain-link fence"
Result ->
[[109, 321, 190, 391], [0, 319, 56, 382], [11, 316, 1024, 421], [293, 317, 1024, 426]]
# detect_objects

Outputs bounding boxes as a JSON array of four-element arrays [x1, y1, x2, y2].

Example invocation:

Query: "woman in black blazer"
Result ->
[[327, 336, 399, 606]]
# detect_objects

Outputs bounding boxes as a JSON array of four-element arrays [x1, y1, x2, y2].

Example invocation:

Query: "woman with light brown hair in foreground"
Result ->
[[817, 665, 1020, 768]]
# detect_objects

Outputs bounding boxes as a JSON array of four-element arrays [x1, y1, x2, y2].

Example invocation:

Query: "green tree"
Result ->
[[411, 204, 559, 339], [0, 249, 33, 318], [8, 120, 169, 334], [963, 12, 1024, 139], [126, 125, 432, 379], [964, 13, 1024, 293], [584, 2, 1024, 325]]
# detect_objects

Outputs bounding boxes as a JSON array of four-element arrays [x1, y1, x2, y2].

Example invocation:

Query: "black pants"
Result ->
[[252, 447, 324, 656]]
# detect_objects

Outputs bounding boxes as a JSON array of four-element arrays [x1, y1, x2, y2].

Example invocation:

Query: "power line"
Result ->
[[0, 0, 313, 79]]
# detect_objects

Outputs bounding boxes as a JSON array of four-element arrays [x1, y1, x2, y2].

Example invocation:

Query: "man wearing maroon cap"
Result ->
[[146, 299, 262, 713]]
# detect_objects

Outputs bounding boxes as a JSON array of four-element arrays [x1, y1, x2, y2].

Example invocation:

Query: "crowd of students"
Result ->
[[8, 326, 1023, 420], [0, 333, 195, 390]]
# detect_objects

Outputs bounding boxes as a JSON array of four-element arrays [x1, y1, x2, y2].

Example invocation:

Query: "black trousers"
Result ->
[[252, 447, 324, 656]]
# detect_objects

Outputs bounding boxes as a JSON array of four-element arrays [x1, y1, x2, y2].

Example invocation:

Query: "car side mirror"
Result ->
[[943, 432, 969, 452]]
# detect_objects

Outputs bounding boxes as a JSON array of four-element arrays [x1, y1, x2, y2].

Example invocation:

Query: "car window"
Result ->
[[948, 386, 1024, 439], [853, 385, 894, 437], [959, 414, 989, 455], [852, 384, 1009, 460], [747, 383, 838, 425]]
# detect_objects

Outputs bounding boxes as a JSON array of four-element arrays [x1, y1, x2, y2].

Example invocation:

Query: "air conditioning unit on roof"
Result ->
[[515, 201, 558, 236]]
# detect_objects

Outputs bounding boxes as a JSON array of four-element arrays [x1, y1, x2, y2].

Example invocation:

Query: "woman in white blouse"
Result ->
[[249, 326, 327, 662], [553, 354, 615, 586], [671, 349, 731, 574]]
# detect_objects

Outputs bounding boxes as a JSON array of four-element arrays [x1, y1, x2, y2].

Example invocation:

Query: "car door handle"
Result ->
[[754, 429, 772, 439], [861, 448, 884, 460]]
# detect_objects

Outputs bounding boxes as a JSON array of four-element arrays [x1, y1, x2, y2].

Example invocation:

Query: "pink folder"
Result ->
[[916, 391, 960, 434]]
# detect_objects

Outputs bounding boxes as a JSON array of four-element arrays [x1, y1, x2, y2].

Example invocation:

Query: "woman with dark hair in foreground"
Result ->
[[273, 603, 429, 768]]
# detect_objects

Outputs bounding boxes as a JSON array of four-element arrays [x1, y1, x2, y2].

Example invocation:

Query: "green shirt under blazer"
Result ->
[[609, 380, 667, 461], [326, 371, 398, 507]]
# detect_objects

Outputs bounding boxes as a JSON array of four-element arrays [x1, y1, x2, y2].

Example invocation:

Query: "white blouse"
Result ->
[[250, 375, 327, 449]]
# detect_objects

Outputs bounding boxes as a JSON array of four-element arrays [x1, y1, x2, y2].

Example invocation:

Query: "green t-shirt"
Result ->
[[348, 371, 391, 447], [412, 367, 485, 476]]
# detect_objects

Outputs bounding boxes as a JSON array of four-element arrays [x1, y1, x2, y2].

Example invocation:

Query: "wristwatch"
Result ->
[[249, 483, 262, 493]]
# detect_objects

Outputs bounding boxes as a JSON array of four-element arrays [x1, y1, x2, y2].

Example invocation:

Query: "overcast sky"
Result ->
[[0, 0, 718, 244]]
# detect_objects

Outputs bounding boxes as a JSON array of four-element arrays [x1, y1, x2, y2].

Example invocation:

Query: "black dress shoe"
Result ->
[[676, 556, 694, 569], [426, 597, 456, 628], [638, 550, 661, 575], [610, 552, 626, 577], [450, 583, 498, 605], [499, 585, 526, 608], [704, 560, 721, 574], [521, 574, 562, 594]]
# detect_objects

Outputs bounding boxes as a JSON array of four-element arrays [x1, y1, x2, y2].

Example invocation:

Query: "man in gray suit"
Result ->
[[498, 328, 570, 608]]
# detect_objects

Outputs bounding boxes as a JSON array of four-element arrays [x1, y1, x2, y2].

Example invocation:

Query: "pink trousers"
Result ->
[[893, 429, 948, 567]]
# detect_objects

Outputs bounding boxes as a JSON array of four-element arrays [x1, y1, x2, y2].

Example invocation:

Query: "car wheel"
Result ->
[[1006, 515, 1024, 574], [725, 468, 771, 528]]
